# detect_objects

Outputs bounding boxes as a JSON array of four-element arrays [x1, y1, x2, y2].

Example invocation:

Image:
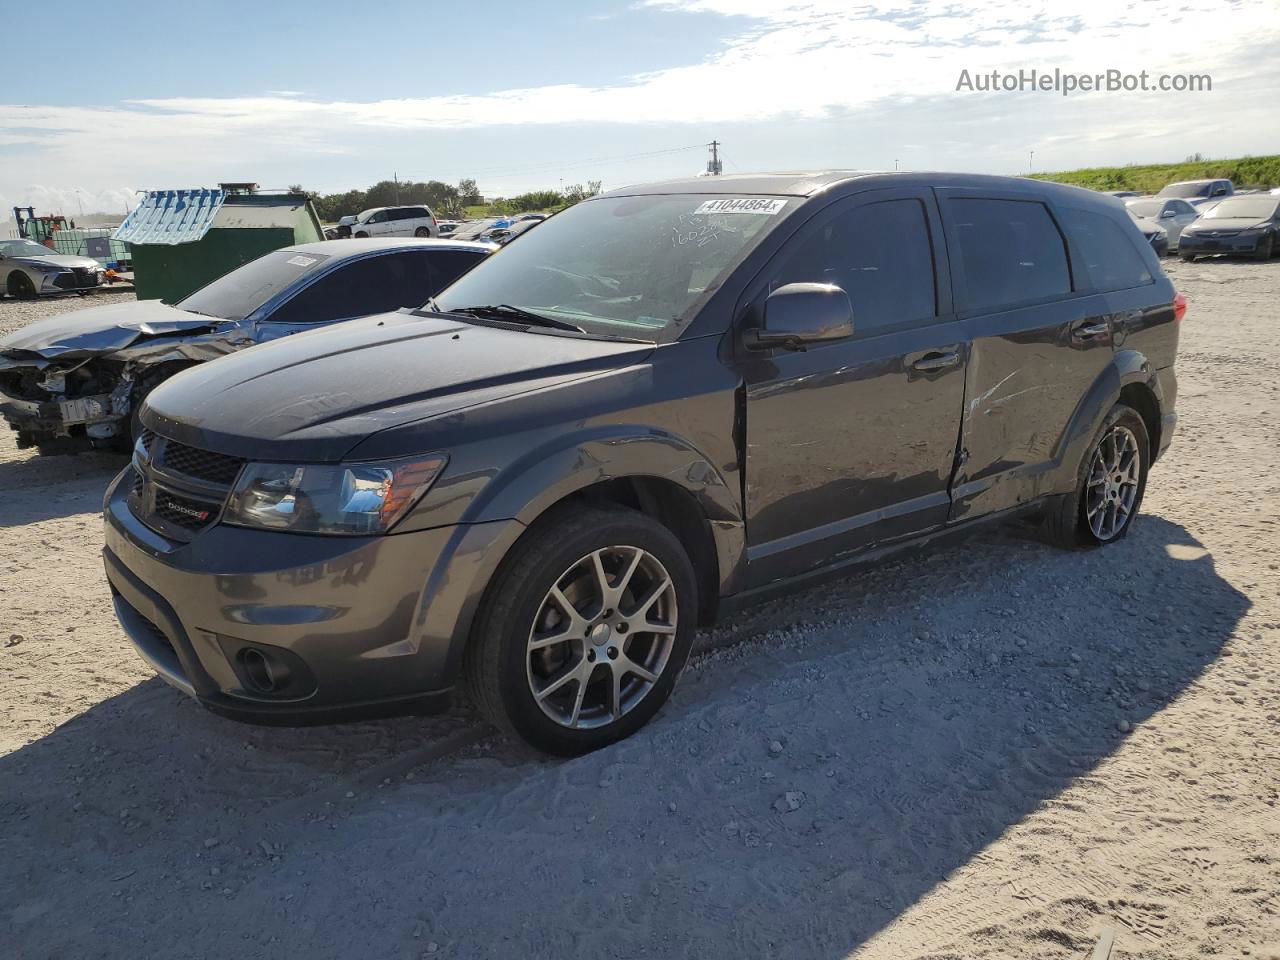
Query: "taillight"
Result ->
[[1173, 291, 1188, 323]]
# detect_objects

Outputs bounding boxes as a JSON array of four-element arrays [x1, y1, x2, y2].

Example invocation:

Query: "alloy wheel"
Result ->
[[525, 545, 677, 730], [1085, 424, 1141, 541]]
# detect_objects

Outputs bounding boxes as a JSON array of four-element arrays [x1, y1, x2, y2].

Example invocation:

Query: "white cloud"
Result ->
[[1, 0, 1277, 203]]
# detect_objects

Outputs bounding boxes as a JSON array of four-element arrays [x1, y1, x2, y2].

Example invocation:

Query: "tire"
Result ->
[[1254, 236, 1274, 261], [414, 227, 430, 238], [6, 271, 37, 300], [1043, 403, 1150, 549], [465, 503, 698, 755], [1179, 251, 1196, 262], [353, 231, 369, 239]]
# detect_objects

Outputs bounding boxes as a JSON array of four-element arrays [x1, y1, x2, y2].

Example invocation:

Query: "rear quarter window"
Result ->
[[947, 198, 1070, 314], [1058, 208, 1152, 293]]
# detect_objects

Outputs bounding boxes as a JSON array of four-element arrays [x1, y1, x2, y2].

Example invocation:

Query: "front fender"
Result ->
[[463, 425, 741, 528]]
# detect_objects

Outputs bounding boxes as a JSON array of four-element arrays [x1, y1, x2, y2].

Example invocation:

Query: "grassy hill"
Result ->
[[1029, 155, 1280, 194]]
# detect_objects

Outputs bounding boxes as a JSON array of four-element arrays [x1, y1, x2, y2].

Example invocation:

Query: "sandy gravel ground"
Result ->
[[1, 264, 1278, 959]]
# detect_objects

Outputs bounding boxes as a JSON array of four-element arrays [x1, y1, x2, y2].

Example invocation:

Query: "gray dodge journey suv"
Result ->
[[103, 172, 1182, 754]]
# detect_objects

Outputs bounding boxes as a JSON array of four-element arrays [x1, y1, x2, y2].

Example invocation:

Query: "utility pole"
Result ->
[[707, 140, 722, 176], [894, 158, 899, 171], [1029, 150, 1034, 173], [394, 172, 400, 203]]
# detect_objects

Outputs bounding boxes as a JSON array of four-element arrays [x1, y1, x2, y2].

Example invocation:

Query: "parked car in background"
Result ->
[[489, 218, 544, 245], [347, 206, 438, 238], [1104, 190, 1140, 198], [1124, 197, 1199, 251], [0, 238, 494, 451], [1157, 179, 1233, 207], [436, 220, 461, 237], [449, 217, 515, 241], [1, 238, 106, 299], [1178, 194, 1280, 261], [325, 215, 359, 240], [103, 171, 1181, 755], [1129, 214, 1169, 257]]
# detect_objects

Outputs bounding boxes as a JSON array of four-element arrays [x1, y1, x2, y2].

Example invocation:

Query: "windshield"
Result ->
[[0, 239, 57, 258], [1158, 182, 1213, 198], [1125, 200, 1163, 218], [1203, 197, 1278, 220], [177, 249, 332, 320], [434, 194, 791, 339]]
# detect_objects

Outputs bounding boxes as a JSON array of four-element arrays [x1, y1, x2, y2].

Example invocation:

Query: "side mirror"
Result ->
[[1160, 210, 1175, 218], [745, 282, 854, 351]]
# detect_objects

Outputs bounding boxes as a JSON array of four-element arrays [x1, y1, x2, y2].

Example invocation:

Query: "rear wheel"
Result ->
[[465, 504, 697, 755], [414, 227, 430, 237], [6, 271, 37, 300], [1044, 403, 1150, 548]]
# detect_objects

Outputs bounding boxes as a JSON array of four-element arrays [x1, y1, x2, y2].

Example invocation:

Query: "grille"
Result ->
[[153, 489, 220, 530], [157, 440, 245, 485], [52, 268, 100, 290], [130, 467, 144, 498], [139, 428, 156, 455]]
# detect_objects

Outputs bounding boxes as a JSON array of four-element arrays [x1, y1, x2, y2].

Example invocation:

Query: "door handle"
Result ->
[[910, 350, 961, 372], [1075, 320, 1110, 339]]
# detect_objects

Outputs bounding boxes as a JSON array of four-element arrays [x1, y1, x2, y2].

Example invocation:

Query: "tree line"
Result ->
[[290, 179, 603, 222]]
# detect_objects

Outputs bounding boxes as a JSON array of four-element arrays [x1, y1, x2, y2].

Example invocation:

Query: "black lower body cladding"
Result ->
[[101, 467, 523, 723]]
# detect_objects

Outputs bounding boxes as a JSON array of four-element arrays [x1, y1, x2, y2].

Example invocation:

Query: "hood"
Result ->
[[7, 254, 101, 271], [0, 299, 226, 361], [143, 310, 655, 461], [1186, 217, 1270, 232]]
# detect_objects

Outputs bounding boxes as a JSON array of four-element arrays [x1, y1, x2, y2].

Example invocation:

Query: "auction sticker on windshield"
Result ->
[[693, 198, 787, 215]]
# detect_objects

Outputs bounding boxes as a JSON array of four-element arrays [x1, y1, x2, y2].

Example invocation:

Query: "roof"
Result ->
[[599, 170, 1113, 209], [286, 237, 498, 256], [113, 189, 225, 246]]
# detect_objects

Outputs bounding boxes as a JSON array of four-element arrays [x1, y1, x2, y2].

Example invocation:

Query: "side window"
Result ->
[[266, 254, 423, 325], [367, 211, 388, 224], [1176, 201, 1196, 216], [768, 198, 936, 332], [390, 208, 411, 221], [947, 198, 1070, 313], [421, 250, 485, 298], [409, 207, 430, 220], [1058, 208, 1152, 293]]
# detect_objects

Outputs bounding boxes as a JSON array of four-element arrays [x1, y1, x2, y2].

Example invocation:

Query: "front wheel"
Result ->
[[1044, 403, 1150, 548], [1254, 236, 1274, 261], [353, 231, 369, 238], [1179, 251, 1196, 262], [465, 504, 697, 755], [6, 271, 37, 300]]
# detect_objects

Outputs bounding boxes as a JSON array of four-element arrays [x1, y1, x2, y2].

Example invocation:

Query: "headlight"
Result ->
[[223, 454, 447, 535]]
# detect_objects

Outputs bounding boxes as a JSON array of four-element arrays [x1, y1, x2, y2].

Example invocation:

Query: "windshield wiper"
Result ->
[[440, 303, 584, 333]]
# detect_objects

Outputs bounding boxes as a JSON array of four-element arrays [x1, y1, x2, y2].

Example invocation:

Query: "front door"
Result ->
[[738, 188, 967, 588]]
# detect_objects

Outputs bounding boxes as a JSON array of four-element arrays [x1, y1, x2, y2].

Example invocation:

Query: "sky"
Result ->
[[2, 0, 1278, 220]]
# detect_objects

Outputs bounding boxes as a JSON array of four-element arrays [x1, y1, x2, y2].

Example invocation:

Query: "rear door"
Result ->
[[739, 187, 968, 586], [260, 253, 425, 331], [939, 190, 1115, 521]]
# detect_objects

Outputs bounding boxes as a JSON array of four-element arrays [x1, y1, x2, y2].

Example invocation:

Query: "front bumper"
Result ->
[[0, 389, 125, 443], [102, 468, 522, 724], [1179, 232, 1267, 256]]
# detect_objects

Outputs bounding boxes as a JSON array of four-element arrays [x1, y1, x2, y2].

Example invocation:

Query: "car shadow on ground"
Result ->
[[0, 515, 1249, 958], [0, 449, 126, 527]]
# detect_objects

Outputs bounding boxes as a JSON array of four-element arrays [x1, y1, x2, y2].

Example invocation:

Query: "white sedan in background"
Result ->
[[1, 238, 104, 299], [1124, 197, 1200, 252]]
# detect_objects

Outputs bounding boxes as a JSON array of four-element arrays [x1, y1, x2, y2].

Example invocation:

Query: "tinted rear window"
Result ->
[[948, 198, 1070, 313], [1059, 208, 1152, 292]]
